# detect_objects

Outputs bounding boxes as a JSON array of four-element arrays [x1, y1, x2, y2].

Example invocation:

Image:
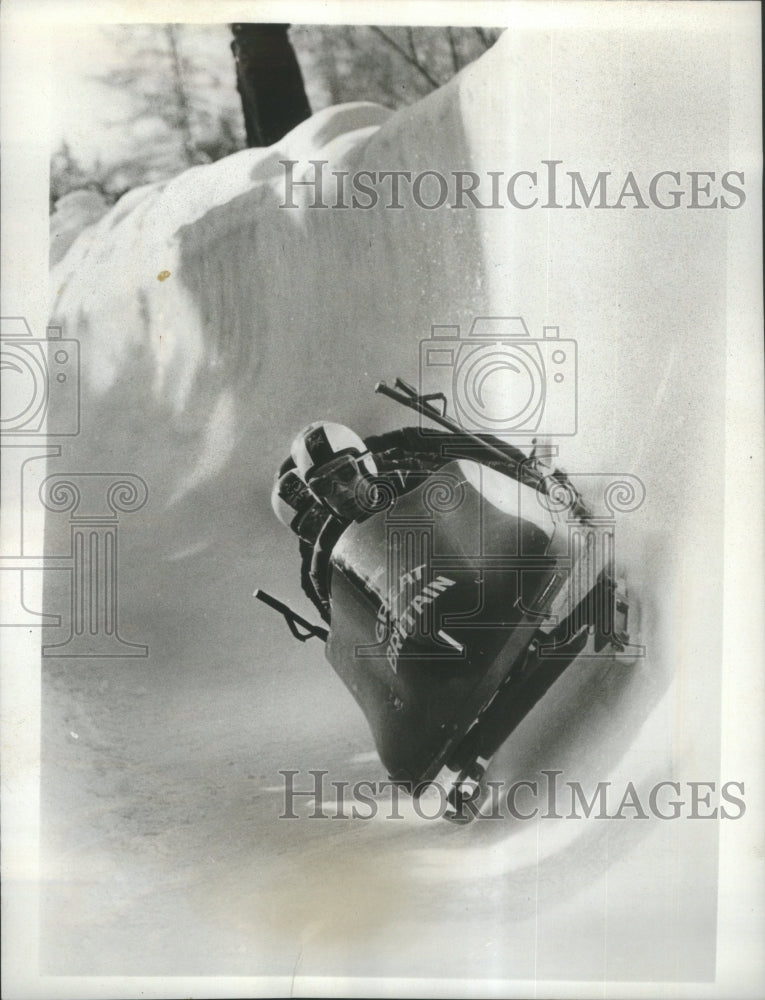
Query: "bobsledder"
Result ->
[[256, 377, 640, 822]]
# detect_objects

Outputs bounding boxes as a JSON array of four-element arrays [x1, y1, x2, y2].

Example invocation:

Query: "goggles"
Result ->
[[307, 452, 368, 505]]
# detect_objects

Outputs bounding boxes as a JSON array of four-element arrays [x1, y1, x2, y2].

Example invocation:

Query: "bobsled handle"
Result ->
[[253, 589, 329, 643], [376, 377, 590, 516], [375, 377, 530, 481]]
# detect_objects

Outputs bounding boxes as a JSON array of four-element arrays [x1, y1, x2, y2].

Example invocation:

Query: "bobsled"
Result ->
[[257, 380, 639, 820]]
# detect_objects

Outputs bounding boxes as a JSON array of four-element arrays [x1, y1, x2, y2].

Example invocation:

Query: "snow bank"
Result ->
[[49, 189, 110, 266]]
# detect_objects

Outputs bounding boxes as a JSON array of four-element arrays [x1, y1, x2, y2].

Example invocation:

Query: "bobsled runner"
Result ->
[[256, 378, 640, 821]]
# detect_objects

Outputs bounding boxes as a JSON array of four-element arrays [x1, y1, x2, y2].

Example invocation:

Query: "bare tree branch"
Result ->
[[164, 26, 197, 166], [446, 26, 461, 74], [405, 27, 417, 62], [369, 26, 442, 89], [474, 26, 494, 50]]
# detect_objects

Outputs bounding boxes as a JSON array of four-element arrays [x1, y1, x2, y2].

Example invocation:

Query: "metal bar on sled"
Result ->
[[375, 378, 534, 483], [253, 589, 329, 643]]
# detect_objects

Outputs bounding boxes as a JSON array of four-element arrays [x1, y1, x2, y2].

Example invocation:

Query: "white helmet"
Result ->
[[290, 422, 378, 520]]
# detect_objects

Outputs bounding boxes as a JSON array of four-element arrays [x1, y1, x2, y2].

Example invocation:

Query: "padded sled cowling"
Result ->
[[325, 460, 569, 785]]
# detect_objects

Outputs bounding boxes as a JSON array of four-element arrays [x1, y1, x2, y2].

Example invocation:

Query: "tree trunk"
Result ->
[[231, 23, 311, 147]]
